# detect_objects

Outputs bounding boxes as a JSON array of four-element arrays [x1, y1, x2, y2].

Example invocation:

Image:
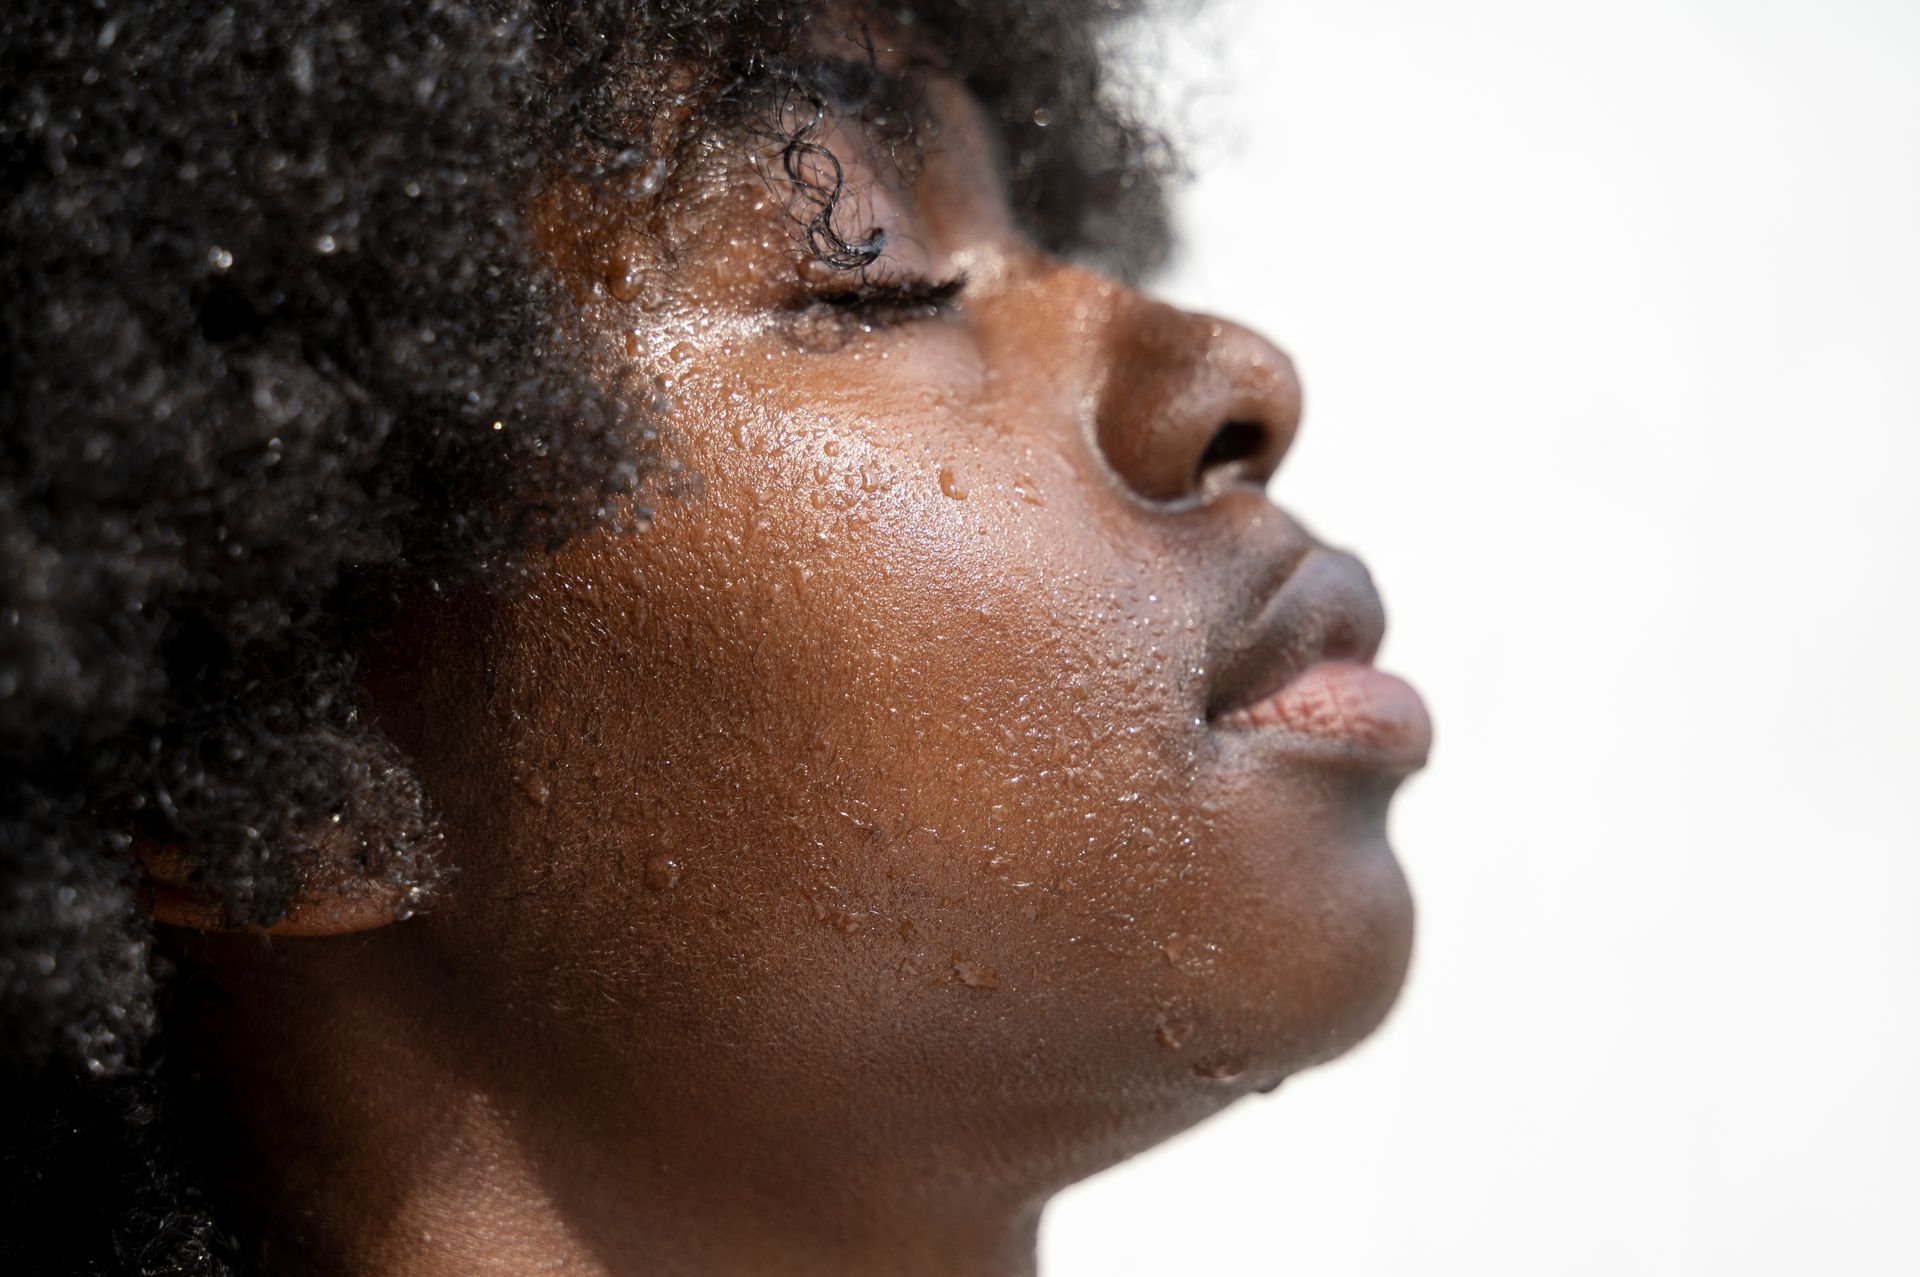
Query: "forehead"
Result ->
[[539, 3, 1172, 286], [536, 54, 1002, 304]]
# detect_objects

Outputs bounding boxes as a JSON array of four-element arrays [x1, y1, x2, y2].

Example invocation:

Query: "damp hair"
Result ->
[[0, 0, 1177, 1269]]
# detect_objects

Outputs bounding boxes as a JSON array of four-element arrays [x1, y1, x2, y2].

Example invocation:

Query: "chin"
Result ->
[[1186, 815, 1417, 1096]]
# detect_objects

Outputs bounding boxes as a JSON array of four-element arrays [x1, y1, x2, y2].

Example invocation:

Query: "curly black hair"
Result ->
[[0, 0, 1176, 1270]]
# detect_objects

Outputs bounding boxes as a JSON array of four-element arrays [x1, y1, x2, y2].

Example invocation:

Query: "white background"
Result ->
[[1043, 1, 1920, 1273]]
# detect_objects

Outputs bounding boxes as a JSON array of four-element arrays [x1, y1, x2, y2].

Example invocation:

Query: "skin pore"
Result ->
[[159, 58, 1421, 1277]]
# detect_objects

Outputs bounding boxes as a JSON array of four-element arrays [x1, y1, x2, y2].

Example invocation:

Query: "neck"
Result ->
[[258, 1100, 1045, 1277], [173, 935, 1046, 1277]]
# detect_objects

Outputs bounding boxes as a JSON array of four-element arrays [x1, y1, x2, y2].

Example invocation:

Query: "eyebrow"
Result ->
[[779, 49, 934, 131], [806, 53, 893, 109]]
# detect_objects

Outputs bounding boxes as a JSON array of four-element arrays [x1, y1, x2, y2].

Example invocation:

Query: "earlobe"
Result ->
[[135, 839, 415, 937]]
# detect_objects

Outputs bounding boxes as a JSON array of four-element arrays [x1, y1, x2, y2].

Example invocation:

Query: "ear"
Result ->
[[135, 838, 414, 937]]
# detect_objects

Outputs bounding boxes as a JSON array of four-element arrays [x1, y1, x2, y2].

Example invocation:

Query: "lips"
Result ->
[[1207, 547, 1432, 772]]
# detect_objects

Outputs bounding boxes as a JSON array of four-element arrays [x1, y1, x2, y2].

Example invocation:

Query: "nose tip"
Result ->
[[1093, 305, 1301, 504]]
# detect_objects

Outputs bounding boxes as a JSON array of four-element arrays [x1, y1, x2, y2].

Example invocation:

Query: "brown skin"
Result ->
[[164, 76, 1417, 1277]]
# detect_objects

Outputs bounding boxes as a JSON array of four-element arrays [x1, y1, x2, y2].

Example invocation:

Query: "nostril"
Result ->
[[1195, 420, 1269, 487], [1090, 298, 1299, 504]]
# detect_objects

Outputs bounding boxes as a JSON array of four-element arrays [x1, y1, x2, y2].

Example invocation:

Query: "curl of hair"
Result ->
[[0, 0, 1174, 1269]]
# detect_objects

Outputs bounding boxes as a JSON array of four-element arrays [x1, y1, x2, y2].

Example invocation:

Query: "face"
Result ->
[[362, 66, 1424, 1201]]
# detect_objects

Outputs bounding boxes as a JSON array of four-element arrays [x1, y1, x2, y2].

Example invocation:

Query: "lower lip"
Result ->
[[1216, 661, 1433, 771]]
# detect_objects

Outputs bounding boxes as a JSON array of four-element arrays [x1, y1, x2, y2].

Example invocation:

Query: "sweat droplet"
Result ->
[[644, 854, 681, 891], [1193, 1055, 1247, 1082], [1012, 474, 1045, 506], [952, 959, 1000, 989], [1156, 1015, 1195, 1050], [607, 260, 644, 303], [1161, 933, 1193, 965], [938, 464, 969, 500]]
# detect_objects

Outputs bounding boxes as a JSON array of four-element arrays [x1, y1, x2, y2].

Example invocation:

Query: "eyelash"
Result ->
[[809, 273, 967, 330]]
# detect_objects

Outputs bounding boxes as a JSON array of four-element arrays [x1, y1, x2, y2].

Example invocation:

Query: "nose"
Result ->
[[1092, 299, 1301, 504]]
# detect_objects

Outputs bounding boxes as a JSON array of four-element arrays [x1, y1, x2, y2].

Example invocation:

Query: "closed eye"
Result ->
[[810, 272, 967, 328]]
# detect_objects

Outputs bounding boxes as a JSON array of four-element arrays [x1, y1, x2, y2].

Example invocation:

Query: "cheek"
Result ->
[[528, 380, 1192, 914], [473, 397, 1164, 969]]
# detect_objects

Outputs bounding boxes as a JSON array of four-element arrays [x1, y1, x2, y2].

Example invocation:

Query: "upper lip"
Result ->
[[1205, 546, 1388, 722]]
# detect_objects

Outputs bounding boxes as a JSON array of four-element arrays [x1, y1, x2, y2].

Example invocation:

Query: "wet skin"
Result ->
[[174, 73, 1425, 1277]]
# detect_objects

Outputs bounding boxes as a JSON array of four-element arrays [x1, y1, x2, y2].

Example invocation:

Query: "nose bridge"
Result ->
[[1091, 292, 1302, 505]]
